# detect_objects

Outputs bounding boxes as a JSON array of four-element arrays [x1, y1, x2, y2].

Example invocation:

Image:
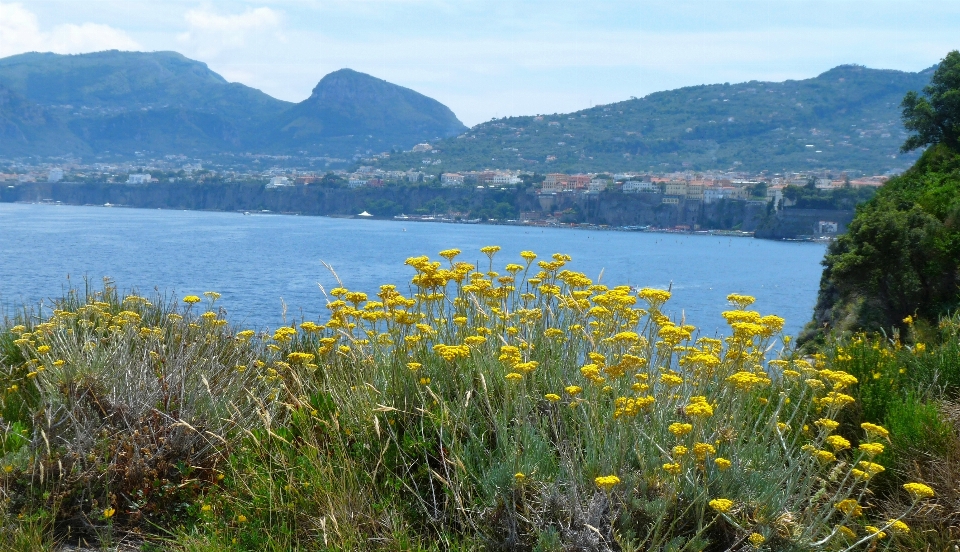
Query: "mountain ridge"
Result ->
[[378, 63, 933, 175], [0, 51, 465, 158], [0, 50, 937, 174]]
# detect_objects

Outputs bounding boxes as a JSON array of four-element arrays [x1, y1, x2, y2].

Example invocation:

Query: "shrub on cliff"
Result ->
[[805, 51, 960, 339]]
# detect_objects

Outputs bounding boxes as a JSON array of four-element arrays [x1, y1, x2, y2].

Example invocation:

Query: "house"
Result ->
[[347, 177, 368, 188], [492, 174, 521, 186], [411, 143, 433, 153], [621, 180, 659, 193], [541, 173, 568, 193], [441, 173, 464, 187], [47, 168, 64, 183], [664, 181, 687, 196], [567, 174, 592, 190], [267, 176, 293, 188], [588, 178, 611, 192], [766, 185, 785, 208], [127, 174, 151, 184], [685, 182, 705, 201]]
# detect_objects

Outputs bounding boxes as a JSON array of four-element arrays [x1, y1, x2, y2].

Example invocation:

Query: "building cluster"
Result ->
[[2, 153, 889, 207], [526, 171, 887, 208]]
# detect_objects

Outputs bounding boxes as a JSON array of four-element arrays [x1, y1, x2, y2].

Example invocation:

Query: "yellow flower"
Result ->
[[672, 445, 688, 457], [183, 295, 201, 304], [594, 475, 621, 491], [860, 422, 890, 440], [837, 525, 856, 539], [864, 525, 886, 539], [439, 249, 461, 261], [36, 345, 51, 354], [544, 393, 561, 402], [419, 377, 431, 385], [407, 362, 422, 371], [887, 519, 909, 534], [520, 250, 537, 261], [3, 465, 12, 473], [858, 442, 885, 457], [708, 498, 734, 513], [103, 507, 116, 519], [903, 482, 934, 500], [662, 462, 681, 475], [683, 396, 714, 418], [668, 422, 693, 437], [825, 435, 851, 451], [748, 533, 765, 547], [505, 372, 523, 382], [902, 315, 913, 325], [237, 514, 248, 523], [714, 457, 731, 471], [692, 442, 716, 461], [814, 418, 839, 432], [858, 461, 885, 476], [814, 450, 836, 463], [565, 385, 583, 396], [835, 498, 862, 517], [201, 504, 212, 513], [514, 472, 526, 482]]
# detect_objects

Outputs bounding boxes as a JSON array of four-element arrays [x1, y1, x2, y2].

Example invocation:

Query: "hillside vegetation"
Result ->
[[0, 52, 464, 158], [807, 51, 960, 339], [382, 65, 931, 175], [1, 253, 956, 550]]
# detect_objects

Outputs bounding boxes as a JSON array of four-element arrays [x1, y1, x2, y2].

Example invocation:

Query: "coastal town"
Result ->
[[1, 148, 887, 239]]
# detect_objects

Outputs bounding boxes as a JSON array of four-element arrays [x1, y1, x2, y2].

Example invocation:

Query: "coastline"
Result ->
[[7, 198, 837, 243]]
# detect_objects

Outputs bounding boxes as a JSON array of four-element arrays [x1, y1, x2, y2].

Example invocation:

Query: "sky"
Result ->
[[1, 1, 958, 127]]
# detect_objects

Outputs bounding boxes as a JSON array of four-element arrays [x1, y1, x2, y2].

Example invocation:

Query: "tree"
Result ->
[[900, 50, 960, 152]]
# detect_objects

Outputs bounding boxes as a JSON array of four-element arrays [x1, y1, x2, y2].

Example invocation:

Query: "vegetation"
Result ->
[[781, 184, 877, 211], [0, 52, 463, 158], [1, 250, 951, 550], [380, 64, 931, 175], [807, 51, 960, 338]]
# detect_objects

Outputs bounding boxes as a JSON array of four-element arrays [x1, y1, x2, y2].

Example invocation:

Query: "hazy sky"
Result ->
[[2, 1, 958, 126]]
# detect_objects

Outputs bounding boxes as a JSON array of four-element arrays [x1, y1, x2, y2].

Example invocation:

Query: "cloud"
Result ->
[[0, 2, 140, 58], [178, 6, 283, 57]]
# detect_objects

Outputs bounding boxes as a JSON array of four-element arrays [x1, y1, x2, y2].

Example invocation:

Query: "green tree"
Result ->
[[901, 50, 960, 152]]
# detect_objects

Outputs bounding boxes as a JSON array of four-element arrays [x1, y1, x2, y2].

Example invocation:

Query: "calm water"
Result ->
[[0, 203, 827, 337]]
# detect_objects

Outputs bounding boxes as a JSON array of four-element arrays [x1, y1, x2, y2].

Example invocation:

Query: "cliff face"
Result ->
[[800, 144, 960, 344], [2, 183, 774, 233]]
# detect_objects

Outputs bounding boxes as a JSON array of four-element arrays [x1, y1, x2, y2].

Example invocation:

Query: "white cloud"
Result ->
[[178, 6, 283, 57], [0, 2, 139, 58]]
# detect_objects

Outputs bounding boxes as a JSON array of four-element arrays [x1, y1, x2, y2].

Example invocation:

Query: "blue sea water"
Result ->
[[0, 203, 827, 337]]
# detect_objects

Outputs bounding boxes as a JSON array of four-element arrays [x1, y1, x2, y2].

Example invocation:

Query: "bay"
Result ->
[[0, 203, 826, 337]]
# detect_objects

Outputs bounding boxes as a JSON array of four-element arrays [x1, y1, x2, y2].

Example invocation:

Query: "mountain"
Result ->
[[0, 82, 87, 156], [263, 69, 467, 156], [0, 52, 464, 158], [381, 64, 935, 175], [0, 51, 290, 156]]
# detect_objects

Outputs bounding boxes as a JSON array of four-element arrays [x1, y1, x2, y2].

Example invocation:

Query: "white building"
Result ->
[[266, 176, 292, 188], [127, 174, 151, 184], [47, 168, 64, 183], [441, 173, 464, 187], [621, 180, 659, 193], [411, 143, 433, 153], [492, 174, 521, 186], [348, 177, 368, 188], [588, 179, 611, 192]]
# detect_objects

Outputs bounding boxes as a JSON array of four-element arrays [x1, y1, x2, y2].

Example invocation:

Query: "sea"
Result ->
[[0, 203, 827, 338]]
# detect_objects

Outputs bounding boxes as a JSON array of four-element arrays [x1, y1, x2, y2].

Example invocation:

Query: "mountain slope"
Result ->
[[265, 69, 466, 156], [0, 51, 290, 126], [0, 82, 88, 156], [382, 64, 934, 174], [0, 50, 289, 156]]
